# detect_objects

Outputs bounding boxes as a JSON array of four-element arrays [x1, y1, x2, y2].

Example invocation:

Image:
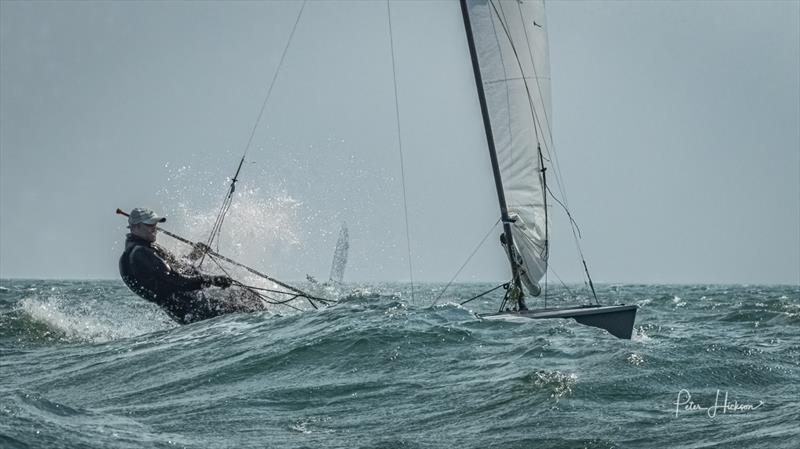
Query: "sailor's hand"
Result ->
[[205, 275, 233, 289], [214, 275, 233, 289], [193, 242, 210, 253], [188, 242, 211, 260]]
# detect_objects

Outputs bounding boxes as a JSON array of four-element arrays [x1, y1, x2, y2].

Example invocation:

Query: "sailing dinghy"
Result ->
[[119, 0, 637, 337], [458, 0, 637, 339]]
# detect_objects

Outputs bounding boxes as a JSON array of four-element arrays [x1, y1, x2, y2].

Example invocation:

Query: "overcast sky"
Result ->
[[1, 0, 798, 285]]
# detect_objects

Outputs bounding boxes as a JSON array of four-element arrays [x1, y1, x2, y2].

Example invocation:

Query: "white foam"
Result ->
[[631, 326, 652, 343], [18, 295, 173, 343]]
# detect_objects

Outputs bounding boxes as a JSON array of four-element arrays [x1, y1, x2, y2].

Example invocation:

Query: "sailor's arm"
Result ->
[[132, 247, 230, 291], [153, 244, 200, 276]]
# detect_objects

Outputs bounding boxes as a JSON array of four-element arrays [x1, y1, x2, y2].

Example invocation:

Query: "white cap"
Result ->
[[128, 208, 166, 227]]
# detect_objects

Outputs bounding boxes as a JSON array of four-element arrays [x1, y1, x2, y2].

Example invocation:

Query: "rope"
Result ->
[[206, 255, 304, 312], [459, 282, 509, 306], [387, 0, 415, 302], [237, 284, 336, 304], [430, 218, 500, 307], [545, 184, 582, 239], [204, 252, 322, 312]]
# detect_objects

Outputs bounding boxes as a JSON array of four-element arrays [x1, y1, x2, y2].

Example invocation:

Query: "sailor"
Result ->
[[500, 232, 529, 311], [119, 207, 261, 323]]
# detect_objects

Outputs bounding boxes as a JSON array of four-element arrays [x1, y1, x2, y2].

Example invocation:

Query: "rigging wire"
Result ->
[[547, 264, 578, 298], [238, 284, 335, 304], [199, 156, 245, 265], [459, 282, 509, 306], [204, 254, 305, 311], [205, 251, 330, 311], [199, 0, 308, 265], [387, 0, 415, 302], [545, 184, 582, 239], [430, 218, 501, 307]]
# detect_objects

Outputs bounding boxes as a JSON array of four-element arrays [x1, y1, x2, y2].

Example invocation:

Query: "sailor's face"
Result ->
[[132, 223, 158, 242]]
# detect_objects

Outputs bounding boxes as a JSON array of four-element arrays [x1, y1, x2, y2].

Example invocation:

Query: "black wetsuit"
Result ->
[[119, 234, 263, 323]]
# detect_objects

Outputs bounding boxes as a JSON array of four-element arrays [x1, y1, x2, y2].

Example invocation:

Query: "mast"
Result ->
[[459, 0, 525, 309]]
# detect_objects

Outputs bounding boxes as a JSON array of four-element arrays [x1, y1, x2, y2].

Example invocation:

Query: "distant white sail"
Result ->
[[465, 0, 553, 290], [329, 222, 349, 284]]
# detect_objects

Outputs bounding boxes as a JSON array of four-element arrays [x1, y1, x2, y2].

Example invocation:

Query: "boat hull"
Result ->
[[482, 304, 638, 339]]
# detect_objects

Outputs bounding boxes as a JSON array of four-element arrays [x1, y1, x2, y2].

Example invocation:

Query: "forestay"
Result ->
[[464, 0, 554, 293]]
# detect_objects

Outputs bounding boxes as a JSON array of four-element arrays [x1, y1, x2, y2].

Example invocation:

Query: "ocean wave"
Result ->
[[2, 282, 799, 448], [0, 281, 177, 346], [0, 390, 192, 449]]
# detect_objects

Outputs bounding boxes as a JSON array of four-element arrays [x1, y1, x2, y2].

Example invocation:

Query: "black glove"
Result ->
[[188, 242, 211, 261], [204, 275, 232, 289]]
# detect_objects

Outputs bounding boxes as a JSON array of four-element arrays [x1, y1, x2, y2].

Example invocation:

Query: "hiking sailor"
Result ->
[[119, 207, 263, 323]]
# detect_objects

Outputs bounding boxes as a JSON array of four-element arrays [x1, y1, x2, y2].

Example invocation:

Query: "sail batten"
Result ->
[[484, 76, 549, 85], [464, 0, 553, 294]]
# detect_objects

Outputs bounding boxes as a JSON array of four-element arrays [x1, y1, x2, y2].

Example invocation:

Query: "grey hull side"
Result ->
[[482, 304, 638, 339]]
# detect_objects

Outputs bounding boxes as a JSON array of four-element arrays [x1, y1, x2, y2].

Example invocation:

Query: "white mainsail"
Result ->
[[329, 222, 349, 284], [464, 0, 553, 293]]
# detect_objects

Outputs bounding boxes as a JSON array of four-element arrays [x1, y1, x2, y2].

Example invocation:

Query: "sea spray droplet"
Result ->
[[529, 369, 577, 402], [626, 353, 644, 366]]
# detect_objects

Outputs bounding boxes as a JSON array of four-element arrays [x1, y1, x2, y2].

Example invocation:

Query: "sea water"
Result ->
[[1, 280, 798, 448]]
